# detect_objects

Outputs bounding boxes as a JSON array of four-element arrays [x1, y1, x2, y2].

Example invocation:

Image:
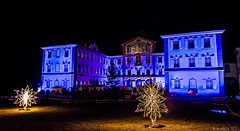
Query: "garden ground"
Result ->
[[0, 98, 239, 131]]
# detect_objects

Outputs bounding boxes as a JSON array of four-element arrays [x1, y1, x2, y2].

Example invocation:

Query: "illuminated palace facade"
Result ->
[[40, 30, 225, 96]]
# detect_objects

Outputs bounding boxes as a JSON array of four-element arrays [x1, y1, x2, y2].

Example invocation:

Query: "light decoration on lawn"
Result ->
[[14, 85, 37, 111], [135, 77, 168, 128]]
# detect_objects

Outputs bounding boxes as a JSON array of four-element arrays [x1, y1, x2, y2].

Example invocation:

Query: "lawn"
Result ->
[[0, 99, 239, 130]]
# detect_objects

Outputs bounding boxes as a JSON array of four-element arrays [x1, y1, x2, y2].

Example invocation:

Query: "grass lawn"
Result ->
[[0, 99, 239, 131]]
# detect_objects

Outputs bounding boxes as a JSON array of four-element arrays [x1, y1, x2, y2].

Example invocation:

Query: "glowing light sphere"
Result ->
[[135, 77, 168, 128], [14, 85, 38, 111]]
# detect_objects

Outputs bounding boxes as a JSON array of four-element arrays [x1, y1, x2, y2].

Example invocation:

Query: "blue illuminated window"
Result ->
[[55, 61, 60, 72], [63, 80, 68, 87], [46, 61, 52, 72], [147, 69, 150, 76], [127, 57, 131, 64], [54, 79, 59, 86], [65, 50, 69, 57], [91, 54, 93, 61], [48, 50, 52, 58], [87, 52, 89, 60], [206, 79, 213, 89], [188, 39, 194, 49], [204, 37, 210, 48], [56, 49, 60, 58], [159, 68, 162, 75], [128, 69, 131, 76], [189, 55, 195, 67], [146, 56, 150, 63], [96, 67, 99, 74], [47, 81, 50, 88], [158, 56, 162, 63], [174, 57, 180, 68], [189, 78, 196, 88], [174, 78, 180, 89], [173, 40, 179, 50], [82, 64, 85, 73], [205, 55, 211, 67], [63, 61, 69, 72]]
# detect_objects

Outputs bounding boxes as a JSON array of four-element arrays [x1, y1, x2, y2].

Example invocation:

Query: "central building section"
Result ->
[[110, 37, 165, 87]]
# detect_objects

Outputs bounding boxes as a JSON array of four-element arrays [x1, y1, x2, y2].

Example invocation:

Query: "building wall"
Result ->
[[161, 30, 225, 96], [41, 44, 78, 92], [234, 48, 240, 94], [223, 63, 238, 78]]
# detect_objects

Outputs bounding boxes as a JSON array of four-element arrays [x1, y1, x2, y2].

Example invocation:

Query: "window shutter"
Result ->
[[195, 56, 198, 67], [179, 40, 182, 49], [185, 39, 188, 49], [186, 57, 189, 67], [210, 37, 214, 48], [180, 80, 183, 88], [203, 80, 206, 89], [202, 56, 205, 67], [171, 80, 174, 89], [213, 80, 217, 89], [171, 58, 174, 68], [194, 38, 198, 48], [211, 56, 215, 67], [201, 38, 204, 48]]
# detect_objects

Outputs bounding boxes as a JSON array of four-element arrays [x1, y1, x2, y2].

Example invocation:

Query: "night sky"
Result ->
[[2, 1, 239, 94]]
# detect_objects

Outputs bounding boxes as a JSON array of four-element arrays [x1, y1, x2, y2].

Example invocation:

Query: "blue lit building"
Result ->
[[161, 30, 225, 96], [40, 30, 225, 96]]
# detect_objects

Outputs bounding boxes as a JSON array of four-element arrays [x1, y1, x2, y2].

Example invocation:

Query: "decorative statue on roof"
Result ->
[[135, 77, 168, 128]]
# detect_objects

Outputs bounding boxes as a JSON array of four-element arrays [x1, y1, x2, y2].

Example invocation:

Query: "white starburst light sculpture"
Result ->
[[14, 85, 38, 111], [135, 77, 168, 128]]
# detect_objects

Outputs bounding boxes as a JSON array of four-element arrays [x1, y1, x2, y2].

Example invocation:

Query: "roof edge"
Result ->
[[160, 29, 225, 39]]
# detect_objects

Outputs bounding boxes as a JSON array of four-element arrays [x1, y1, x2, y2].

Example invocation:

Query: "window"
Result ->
[[159, 68, 162, 75], [46, 61, 52, 72], [46, 80, 51, 88], [158, 56, 162, 63], [147, 69, 150, 76], [225, 64, 230, 72], [205, 55, 211, 67], [188, 39, 194, 49], [48, 50, 52, 58], [189, 78, 196, 88], [64, 62, 69, 72], [86, 65, 88, 73], [206, 79, 213, 89], [146, 56, 150, 63], [89, 79, 93, 85], [118, 58, 121, 65], [118, 70, 121, 75], [174, 78, 180, 89], [91, 54, 93, 61], [137, 69, 140, 76], [63, 79, 68, 87], [204, 37, 210, 48], [54, 79, 59, 86], [86, 52, 89, 60], [127, 57, 131, 64], [96, 67, 99, 74], [97, 56, 99, 62], [173, 40, 179, 50], [189, 55, 195, 67], [127, 46, 131, 53], [82, 51, 85, 59], [78, 49, 81, 58], [77, 64, 80, 72], [65, 50, 69, 57], [55, 62, 60, 72], [146, 44, 150, 52], [82, 64, 85, 73], [174, 56, 180, 68], [100, 68, 102, 75], [128, 70, 131, 76], [56, 49, 60, 58], [136, 56, 141, 65]]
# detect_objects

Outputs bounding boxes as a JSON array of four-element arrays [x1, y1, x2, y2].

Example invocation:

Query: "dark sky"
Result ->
[[2, 1, 240, 93]]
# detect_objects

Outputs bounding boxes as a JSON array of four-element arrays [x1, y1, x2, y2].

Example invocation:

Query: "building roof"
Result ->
[[41, 44, 78, 49], [160, 29, 225, 39], [121, 36, 156, 46]]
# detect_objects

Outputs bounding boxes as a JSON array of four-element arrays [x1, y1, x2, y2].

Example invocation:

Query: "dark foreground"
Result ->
[[0, 98, 239, 131]]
